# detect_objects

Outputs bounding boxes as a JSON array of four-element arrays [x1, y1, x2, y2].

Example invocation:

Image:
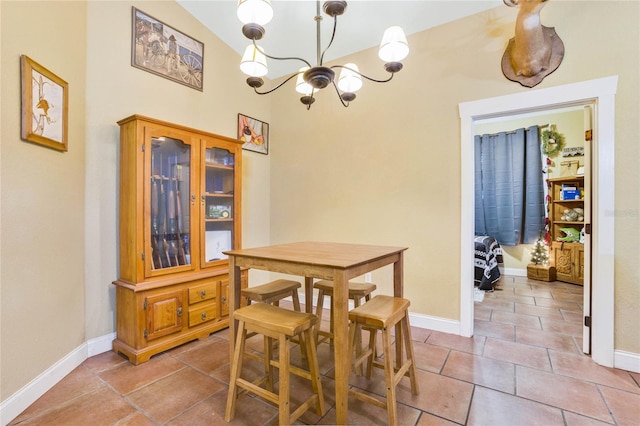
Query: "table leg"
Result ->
[[394, 251, 404, 298], [333, 270, 349, 425], [228, 256, 242, 361], [304, 276, 314, 314], [394, 253, 404, 368]]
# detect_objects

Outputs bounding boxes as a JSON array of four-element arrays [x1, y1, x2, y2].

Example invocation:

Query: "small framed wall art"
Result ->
[[20, 55, 68, 152], [237, 113, 269, 155], [132, 7, 204, 91]]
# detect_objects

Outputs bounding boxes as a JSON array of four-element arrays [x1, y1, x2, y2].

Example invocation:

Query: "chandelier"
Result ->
[[237, 0, 409, 109]]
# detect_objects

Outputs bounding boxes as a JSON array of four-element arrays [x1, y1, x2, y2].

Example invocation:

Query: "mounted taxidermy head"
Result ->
[[501, 0, 564, 88]]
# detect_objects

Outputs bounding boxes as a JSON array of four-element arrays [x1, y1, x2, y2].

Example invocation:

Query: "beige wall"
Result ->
[[270, 2, 639, 352], [1, 1, 87, 400], [1, 0, 638, 413], [475, 109, 584, 272], [83, 0, 272, 341], [1, 0, 272, 402]]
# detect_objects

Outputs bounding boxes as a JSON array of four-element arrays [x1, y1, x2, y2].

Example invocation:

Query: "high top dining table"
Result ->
[[224, 241, 408, 425]]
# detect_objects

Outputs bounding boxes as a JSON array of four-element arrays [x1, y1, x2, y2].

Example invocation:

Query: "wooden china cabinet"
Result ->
[[113, 115, 246, 364]]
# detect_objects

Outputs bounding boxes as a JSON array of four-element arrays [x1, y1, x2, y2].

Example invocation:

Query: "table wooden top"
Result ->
[[224, 241, 407, 270]]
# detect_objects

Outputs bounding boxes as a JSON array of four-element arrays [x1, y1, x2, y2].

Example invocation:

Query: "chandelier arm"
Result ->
[[319, 15, 338, 66], [331, 81, 350, 108], [252, 39, 312, 68], [253, 72, 302, 95], [331, 65, 396, 84]]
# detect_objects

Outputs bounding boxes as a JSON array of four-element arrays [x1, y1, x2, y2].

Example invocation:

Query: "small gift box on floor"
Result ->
[[527, 264, 557, 282]]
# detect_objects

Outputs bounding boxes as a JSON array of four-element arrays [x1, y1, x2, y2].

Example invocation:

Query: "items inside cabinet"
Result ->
[[150, 136, 191, 270], [204, 148, 235, 262]]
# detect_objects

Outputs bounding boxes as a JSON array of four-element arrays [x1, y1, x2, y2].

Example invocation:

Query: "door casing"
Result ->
[[459, 76, 617, 367]]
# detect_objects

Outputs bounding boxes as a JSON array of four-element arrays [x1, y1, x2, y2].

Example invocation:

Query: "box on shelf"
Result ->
[[561, 184, 580, 200]]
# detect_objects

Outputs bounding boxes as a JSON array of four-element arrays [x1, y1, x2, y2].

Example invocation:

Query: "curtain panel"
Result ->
[[474, 126, 544, 246]]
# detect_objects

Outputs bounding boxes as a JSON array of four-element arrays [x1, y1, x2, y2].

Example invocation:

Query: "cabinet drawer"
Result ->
[[188, 282, 217, 304], [188, 303, 217, 326]]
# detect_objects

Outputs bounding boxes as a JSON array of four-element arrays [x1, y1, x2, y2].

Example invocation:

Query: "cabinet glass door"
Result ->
[[149, 136, 192, 273], [202, 146, 235, 265]]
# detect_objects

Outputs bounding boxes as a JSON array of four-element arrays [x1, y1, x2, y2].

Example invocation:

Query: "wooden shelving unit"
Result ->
[[548, 175, 585, 285]]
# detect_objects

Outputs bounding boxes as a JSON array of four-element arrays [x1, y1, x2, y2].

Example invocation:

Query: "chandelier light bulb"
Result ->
[[237, 0, 273, 26], [240, 44, 268, 77], [378, 26, 409, 63], [295, 67, 313, 95], [337, 64, 363, 93]]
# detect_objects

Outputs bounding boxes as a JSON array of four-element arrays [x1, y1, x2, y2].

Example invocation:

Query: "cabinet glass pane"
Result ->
[[204, 147, 235, 262], [150, 136, 191, 269]]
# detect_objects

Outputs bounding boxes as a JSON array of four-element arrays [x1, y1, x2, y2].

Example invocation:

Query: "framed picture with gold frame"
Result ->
[[20, 55, 68, 152]]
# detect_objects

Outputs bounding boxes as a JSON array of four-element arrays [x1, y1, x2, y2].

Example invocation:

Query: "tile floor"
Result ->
[[9, 276, 640, 425]]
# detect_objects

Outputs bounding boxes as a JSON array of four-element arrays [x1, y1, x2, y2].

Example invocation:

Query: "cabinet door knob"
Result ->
[[221, 295, 227, 303], [201, 195, 205, 205], [200, 290, 206, 298], [191, 194, 196, 205], [177, 307, 183, 316], [201, 312, 207, 320]]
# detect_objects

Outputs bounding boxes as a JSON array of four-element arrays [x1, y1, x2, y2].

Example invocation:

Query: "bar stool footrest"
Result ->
[[348, 388, 387, 410]]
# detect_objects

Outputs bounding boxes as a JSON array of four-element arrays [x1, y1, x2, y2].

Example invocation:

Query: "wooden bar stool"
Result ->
[[313, 280, 376, 347], [225, 303, 326, 425], [242, 279, 302, 310], [348, 295, 419, 426], [242, 279, 304, 357]]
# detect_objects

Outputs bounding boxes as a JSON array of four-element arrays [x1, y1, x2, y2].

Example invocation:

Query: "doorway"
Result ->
[[459, 76, 618, 368], [473, 107, 590, 351]]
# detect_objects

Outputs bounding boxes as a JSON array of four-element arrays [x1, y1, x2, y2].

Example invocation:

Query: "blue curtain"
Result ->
[[475, 126, 544, 246]]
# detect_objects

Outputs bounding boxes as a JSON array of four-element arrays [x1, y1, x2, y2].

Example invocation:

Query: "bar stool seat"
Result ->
[[313, 280, 376, 347], [348, 295, 419, 426], [242, 279, 304, 357], [225, 303, 325, 425], [242, 279, 302, 310]]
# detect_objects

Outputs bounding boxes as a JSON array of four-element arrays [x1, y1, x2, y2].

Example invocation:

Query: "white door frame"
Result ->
[[459, 76, 618, 368]]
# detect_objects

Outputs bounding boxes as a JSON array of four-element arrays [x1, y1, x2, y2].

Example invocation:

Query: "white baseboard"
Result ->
[[503, 267, 527, 277], [87, 332, 117, 357], [408, 312, 461, 335], [614, 350, 640, 373], [0, 333, 115, 426], [299, 290, 461, 335]]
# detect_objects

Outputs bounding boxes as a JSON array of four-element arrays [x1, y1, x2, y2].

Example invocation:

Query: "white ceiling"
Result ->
[[177, 1, 503, 79]]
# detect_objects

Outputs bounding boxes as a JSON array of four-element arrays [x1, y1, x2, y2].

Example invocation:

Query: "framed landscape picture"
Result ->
[[20, 55, 68, 152], [238, 113, 269, 155], [132, 7, 204, 91]]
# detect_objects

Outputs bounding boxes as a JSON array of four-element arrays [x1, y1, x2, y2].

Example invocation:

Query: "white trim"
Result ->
[[88, 332, 117, 357], [302, 292, 462, 335], [409, 312, 461, 335], [614, 350, 640, 374], [0, 333, 115, 426], [503, 268, 526, 277], [459, 76, 618, 365]]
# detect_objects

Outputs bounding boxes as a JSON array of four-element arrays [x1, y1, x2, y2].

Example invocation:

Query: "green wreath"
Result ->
[[541, 129, 566, 158]]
